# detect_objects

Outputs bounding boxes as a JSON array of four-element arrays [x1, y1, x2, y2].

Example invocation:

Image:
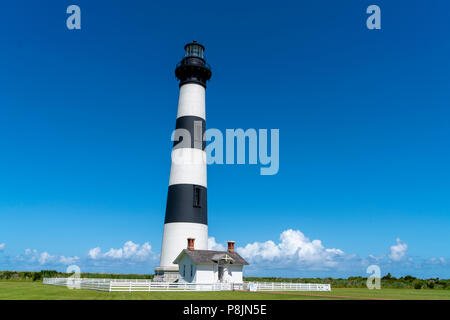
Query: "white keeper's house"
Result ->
[[173, 239, 249, 284]]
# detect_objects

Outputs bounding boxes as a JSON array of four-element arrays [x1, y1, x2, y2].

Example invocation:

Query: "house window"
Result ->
[[193, 186, 201, 208], [183, 265, 185, 277], [190, 265, 193, 277]]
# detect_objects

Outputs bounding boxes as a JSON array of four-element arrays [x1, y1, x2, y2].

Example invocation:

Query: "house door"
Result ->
[[218, 266, 224, 282]]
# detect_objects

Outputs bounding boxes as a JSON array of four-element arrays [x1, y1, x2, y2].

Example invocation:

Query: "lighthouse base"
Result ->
[[159, 222, 208, 267], [153, 266, 179, 283]]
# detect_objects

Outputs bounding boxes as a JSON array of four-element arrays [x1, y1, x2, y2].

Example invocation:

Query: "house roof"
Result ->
[[173, 249, 249, 265]]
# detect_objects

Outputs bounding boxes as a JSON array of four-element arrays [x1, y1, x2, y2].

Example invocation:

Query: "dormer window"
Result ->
[[222, 254, 233, 263]]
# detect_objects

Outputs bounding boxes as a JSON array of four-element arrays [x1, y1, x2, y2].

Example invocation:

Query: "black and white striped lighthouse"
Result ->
[[155, 41, 212, 281]]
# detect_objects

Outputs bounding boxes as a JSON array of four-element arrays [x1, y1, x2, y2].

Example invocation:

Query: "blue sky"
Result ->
[[0, 0, 449, 278]]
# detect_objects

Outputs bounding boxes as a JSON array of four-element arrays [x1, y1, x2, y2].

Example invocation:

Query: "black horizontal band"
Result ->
[[165, 184, 207, 224], [175, 56, 212, 88], [173, 116, 206, 150], [178, 80, 208, 88]]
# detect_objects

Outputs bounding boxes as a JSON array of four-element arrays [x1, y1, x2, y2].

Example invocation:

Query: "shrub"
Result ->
[[382, 273, 392, 280], [32, 272, 41, 281], [403, 275, 416, 282], [413, 280, 423, 289]]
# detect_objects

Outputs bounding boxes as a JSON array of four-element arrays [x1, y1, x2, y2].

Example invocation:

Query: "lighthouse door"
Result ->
[[218, 266, 224, 282]]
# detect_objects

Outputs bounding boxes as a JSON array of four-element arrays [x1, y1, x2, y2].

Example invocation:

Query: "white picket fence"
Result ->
[[245, 282, 331, 292], [43, 278, 331, 292]]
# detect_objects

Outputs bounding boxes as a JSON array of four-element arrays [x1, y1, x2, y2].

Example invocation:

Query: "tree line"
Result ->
[[0, 270, 448, 289], [244, 274, 449, 289], [0, 270, 153, 281]]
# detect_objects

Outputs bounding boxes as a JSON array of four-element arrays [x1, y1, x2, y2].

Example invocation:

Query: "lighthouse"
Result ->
[[155, 41, 212, 282]]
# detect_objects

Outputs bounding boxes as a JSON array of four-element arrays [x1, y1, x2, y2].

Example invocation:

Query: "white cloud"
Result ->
[[426, 257, 447, 266], [367, 254, 384, 262], [20, 248, 78, 266], [2, 241, 156, 271], [59, 256, 80, 265], [388, 238, 408, 262], [88, 241, 154, 262], [208, 237, 225, 251], [0, 243, 5, 251], [38, 252, 54, 264], [237, 229, 345, 270], [104, 247, 123, 259], [88, 247, 101, 259], [4, 235, 446, 276], [239, 240, 280, 261]]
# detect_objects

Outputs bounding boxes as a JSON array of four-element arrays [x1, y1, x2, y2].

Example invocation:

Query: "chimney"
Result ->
[[187, 238, 195, 251], [227, 241, 235, 253]]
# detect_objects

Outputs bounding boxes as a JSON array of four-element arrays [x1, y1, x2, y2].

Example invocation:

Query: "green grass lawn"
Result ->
[[0, 281, 449, 300]]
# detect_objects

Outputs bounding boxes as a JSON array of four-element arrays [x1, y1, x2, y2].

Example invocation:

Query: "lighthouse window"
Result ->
[[194, 121, 203, 147], [193, 186, 201, 208]]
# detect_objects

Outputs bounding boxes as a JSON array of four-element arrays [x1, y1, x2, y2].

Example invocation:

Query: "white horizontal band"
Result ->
[[177, 83, 206, 120], [169, 148, 207, 187], [159, 222, 208, 268]]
